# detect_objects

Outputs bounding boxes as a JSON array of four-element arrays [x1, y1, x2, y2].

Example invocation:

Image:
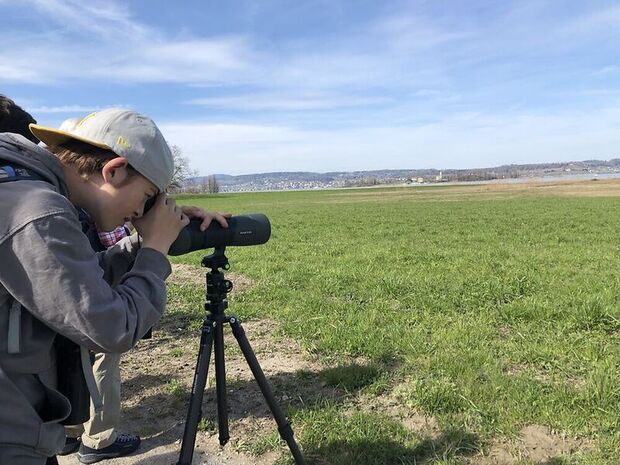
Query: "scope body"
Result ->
[[168, 213, 270, 256]]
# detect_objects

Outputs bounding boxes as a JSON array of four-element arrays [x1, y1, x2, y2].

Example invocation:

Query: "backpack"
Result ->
[[0, 160, 103, 420]]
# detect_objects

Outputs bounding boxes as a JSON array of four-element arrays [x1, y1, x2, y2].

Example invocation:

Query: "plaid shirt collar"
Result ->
[[97, 226, 128, 249]]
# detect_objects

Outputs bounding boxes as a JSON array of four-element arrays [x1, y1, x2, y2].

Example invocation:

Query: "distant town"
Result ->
[[182, 159, 620, 193]]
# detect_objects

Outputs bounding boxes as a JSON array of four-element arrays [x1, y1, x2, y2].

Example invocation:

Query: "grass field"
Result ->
[[167, 180, 620, 465]]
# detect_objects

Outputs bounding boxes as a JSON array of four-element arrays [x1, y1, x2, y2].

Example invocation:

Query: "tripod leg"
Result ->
[[177, 320, 215, 465], [214, 320, 230, 445], [228, 317, 307, 465]]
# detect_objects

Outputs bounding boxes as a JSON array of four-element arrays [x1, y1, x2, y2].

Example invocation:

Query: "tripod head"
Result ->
[[201, 246, 233, 311], [201, 246, 230, 272]]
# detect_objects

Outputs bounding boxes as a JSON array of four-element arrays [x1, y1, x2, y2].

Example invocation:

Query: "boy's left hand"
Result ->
[[181, 206, 231, 231]]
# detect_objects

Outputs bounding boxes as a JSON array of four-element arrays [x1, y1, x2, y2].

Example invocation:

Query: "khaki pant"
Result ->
[[65, 352, 121, 449]]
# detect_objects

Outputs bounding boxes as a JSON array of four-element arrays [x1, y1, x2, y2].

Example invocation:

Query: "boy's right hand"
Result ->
[[133, 194, 189, 255]]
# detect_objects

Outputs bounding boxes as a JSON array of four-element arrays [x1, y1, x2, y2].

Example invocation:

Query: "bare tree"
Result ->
[[200, 177, 209, 193], [169, 144, 197, 190], [206, 175, 220, 194]]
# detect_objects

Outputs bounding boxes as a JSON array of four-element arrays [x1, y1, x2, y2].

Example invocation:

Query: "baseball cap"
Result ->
[[30, 108, 173, 192], [58, 117, 80, 132]]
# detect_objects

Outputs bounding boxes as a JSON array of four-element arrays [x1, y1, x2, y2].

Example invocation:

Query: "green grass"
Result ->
[[166, 185, 620, 464], [164, 378, 188, 403], [319, 362, 385, 393], [292, 403, 482, 465]]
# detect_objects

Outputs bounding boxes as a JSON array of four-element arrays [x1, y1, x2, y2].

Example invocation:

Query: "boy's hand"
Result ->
[[133, 194, 189, 254], [180, 206, 232, 231]]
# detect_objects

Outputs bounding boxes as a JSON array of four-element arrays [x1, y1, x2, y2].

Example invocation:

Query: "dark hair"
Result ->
[[49, 139, 138, 179], [0, 95, 39, 143]]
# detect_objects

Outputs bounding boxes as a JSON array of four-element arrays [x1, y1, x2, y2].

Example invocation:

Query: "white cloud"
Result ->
[[371, 14, 470, 53], [187, 92, 390, 111], [28, 105, 101, 114], [6, 0, 613, 96], [160, 105, 620, 175], [107, 38, 257, 83], [26, 0, 149, 38], [561, 4, 620, 35], [0, 34, 258, 85], [3, 0, 618, 93], [0, 0, 458, 91], [1, 0, 258, 85], [594, 65, 620, 76], [0, 62, 43, 83]]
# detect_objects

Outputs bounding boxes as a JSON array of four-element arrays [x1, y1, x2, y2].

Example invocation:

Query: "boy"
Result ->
[[50, 116, 141, 463], [0, 107, 227, 464]]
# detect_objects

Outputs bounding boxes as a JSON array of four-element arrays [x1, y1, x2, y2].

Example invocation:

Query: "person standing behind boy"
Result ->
[[62, 225, 142, 463], [0, 94, 39, 142]]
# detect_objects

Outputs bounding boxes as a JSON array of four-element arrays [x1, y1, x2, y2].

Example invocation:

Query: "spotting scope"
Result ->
[[168, 213, 271, 256]]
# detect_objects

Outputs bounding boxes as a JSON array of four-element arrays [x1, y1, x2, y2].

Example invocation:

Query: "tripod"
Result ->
[[177, 247, 307, 465]]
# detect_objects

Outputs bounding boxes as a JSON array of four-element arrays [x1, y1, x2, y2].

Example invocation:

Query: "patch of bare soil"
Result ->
[[360, 391, 440, 437], [169, 263, 256, 291], [355, 389, 589, 464], [474, 425, 590, 464]]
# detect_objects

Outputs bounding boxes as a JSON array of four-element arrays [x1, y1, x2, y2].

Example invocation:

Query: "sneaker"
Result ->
[[77, 433, 141, 464], [58, 436, 80, 456]]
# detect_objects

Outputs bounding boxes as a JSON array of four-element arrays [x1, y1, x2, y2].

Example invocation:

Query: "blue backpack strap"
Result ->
[[0, 163, 46, 183], [1, 165, 16, 177]]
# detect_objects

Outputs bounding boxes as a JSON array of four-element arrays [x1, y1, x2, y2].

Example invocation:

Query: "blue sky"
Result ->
[[1, 0, 619, 175]]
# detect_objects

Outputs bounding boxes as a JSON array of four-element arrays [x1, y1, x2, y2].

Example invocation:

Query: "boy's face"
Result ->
[[93, 158, 159, 231]]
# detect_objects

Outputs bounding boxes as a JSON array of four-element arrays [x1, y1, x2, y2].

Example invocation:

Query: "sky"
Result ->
[[1, 0, 619, 176]]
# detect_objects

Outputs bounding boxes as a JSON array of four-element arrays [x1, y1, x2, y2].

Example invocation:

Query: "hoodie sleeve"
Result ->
[[0, 212, 171, 353]]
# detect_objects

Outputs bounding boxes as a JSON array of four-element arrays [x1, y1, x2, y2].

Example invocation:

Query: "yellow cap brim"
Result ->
[[29, 123, 112, 150]]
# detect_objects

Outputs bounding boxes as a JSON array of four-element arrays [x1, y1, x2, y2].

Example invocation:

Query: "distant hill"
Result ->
[[184, 159, 620, 192]]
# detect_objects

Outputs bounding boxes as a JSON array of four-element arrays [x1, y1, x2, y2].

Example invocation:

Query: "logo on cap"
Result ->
[[116, 136, 131, 148]]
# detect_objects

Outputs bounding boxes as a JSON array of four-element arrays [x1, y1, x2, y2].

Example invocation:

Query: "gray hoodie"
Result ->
[[0, 133, 171, 464]]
